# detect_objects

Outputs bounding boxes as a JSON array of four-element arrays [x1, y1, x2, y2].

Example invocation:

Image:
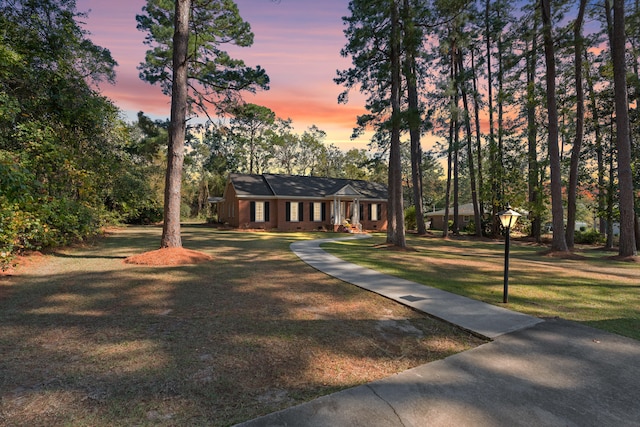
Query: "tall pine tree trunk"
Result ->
[[611, 0, 637, 256], [584, 50, 606, 236], [408, 74, 427, 235], [453, 120, 460, 235], [387, 0, 406, 248], [403, 0, 426, 235], [526, 23, 542, 243], [541, 0, 569, 252], [566, 0, 587, 248], [458, 53, 482, 237], [486, 0, 500, 235], [606, 124, 615, 249], [634, 0, 640, 251], [470, 49, 485, 220], [443, 120, 454, 239], [451, 44, 460, 236], [497, 25, 505, 203], [161, 0, 191, 248]]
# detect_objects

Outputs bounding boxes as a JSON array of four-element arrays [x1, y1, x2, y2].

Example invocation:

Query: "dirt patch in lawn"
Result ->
[[0, 226, 486, 426], [0, 251, 44, 277], [372, 243, 419, 252], [539, 248, 588, 260], [607, 254, 640, 263]]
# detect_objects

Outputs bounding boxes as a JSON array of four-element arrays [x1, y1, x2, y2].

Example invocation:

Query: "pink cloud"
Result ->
[[79, 0, 373, 149]]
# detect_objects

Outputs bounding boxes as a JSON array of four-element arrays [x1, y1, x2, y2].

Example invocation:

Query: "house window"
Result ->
[[250, 201, 270, 222], [370, 203, 380, 221], [255, 202, 265, 222], [313, 202, 322, 222], [286, 202, 303, 222]]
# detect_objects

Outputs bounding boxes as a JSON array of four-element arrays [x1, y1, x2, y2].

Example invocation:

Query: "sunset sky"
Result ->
[[78, 0, 375, 150]]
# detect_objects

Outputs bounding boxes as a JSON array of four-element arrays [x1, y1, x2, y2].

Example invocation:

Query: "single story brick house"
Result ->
[[216, 173, 388, 232], [425, 203, 476, 230]]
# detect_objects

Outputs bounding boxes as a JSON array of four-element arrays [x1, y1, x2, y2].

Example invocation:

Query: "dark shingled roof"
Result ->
[[228, 173, 387, 200], [228, 174, 273, 196]]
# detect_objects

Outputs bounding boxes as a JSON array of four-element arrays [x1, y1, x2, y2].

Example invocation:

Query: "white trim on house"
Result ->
[[331, 184, 363, 197]]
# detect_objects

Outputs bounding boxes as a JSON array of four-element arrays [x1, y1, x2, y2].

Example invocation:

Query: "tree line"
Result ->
[[1, 0, 137, 269], [1, 0, 437, 268], [336, 0, 639, 256], [2, 0, 639, 266]]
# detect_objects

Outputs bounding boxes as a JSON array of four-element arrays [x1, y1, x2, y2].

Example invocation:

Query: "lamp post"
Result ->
[[497, 205, 521, 303]]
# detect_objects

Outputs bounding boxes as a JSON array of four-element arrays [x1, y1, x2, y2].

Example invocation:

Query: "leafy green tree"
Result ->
[[129, 111, 169, 163], [0, 0, 140, 266], [228, 103, 276, 174], [137, 0, 270, 248], [298, 125, 327, 176], [343, 149, 375, 180], [119, 112, 168, 223], [271, 118, 299, 175], [202, 121, 238, 175], [316, 143, 347, 178], [421, 151, 446, 213]]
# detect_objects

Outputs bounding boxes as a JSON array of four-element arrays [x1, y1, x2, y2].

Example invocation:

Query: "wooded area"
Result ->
[[336, 0, 639, 254], [2, 0, 640, 269]]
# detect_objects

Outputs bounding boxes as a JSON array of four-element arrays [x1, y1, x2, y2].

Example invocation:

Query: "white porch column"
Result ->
[[352, 199, 359, 226]]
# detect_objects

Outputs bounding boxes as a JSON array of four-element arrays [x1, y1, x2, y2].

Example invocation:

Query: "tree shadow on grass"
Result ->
[[52, 252, 128, 260], [0, 225, 484, 426]]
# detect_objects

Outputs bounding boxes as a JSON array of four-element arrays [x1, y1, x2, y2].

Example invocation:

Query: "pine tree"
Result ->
[[566, 0, 587, 248], [137, 0, 269, 248], [611, 0, 637, 256], [541, 0, 569, 252], [336, 0, 406, 247]]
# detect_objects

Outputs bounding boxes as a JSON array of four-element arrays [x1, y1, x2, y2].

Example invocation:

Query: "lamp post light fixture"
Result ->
[[497, 205, 521, 303]]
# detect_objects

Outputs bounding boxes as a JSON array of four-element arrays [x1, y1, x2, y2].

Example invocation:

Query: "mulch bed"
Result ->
[[124, 247, 213, 266]]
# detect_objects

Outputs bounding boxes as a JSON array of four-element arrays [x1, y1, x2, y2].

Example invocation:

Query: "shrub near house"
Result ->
[[216, 173, 388, 232]]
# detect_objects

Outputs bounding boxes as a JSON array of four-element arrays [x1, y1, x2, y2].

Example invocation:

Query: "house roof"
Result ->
[[229, 174, 274, 197], [227, 173, 388, 200], [425, 203, 528, 217], [426, 203, 477, 217]]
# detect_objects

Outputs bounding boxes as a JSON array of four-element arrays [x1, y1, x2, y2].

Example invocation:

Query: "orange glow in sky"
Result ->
[[79, 0, 376, 150]]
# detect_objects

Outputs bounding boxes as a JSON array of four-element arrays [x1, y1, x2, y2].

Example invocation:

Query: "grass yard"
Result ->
[[0, 225, 484, 426], [323, 234, 640, 341]]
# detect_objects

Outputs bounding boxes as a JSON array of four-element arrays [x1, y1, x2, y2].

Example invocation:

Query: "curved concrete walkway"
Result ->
[[236, 235, 640, 427], [290, 234, 542, 339]]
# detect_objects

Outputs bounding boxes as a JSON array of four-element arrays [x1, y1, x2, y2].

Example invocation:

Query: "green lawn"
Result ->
[[322, 234, 640, 341]]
